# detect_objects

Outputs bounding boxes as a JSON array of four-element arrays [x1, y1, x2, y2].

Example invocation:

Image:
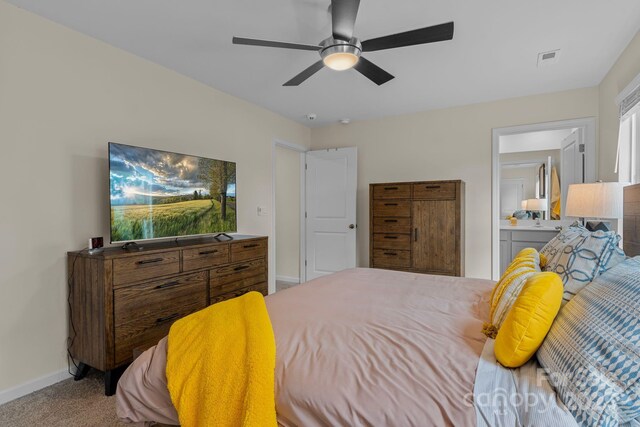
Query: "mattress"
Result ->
[[116, 268, 506, 426]]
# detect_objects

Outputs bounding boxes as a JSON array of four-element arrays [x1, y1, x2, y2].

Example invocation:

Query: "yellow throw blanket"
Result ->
[[166, 291, 277, 427]]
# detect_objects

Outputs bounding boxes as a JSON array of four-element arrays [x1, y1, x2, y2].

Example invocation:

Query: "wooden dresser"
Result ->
[[67, 235, 267, 395], [369, 180, 464, 276]]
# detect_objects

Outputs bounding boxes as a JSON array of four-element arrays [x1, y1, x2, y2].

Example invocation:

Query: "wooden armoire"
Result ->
[[369, 180, 465, 276]]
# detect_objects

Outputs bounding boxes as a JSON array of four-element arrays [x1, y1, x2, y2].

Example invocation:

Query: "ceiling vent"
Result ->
[[537, 49, 561, 67]]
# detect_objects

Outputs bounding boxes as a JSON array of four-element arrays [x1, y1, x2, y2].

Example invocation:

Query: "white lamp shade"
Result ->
[[565, 182, 624, 219], [525, 198, 547, 211]]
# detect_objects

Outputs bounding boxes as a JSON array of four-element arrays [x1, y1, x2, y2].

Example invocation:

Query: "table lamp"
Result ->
[[525, 198, 548, 227], [565, 182, 624, 231]]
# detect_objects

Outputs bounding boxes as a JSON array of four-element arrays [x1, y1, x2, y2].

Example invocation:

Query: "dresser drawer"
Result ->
[[372, 233, 411, 250], [372, 200, 411, 217], [372, 184, 411, 199], [113, 251, 181, 287], [183, 244, 229, 271], [210, 258, 267, 297], [372, 249, 411, 268], [372, 217, 412, 233], [210, 283, 268, 305], [114, 272, 207, 364], [412, 182, 456, 200], [230, 239, 267, 263]]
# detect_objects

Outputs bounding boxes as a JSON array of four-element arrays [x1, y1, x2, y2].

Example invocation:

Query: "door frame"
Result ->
[[491, 117, 596, 280], [271, 139, 307, 294]]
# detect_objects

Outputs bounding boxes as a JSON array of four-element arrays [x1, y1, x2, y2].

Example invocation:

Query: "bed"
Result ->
[[116, 184, 640, 426]]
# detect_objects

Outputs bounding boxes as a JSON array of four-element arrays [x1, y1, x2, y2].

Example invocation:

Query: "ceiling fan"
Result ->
[[232, 0, 454, 86]]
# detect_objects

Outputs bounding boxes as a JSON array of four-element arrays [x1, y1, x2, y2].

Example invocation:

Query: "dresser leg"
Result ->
[[104, 366, 126, 396], [74, 363, 90, 381]]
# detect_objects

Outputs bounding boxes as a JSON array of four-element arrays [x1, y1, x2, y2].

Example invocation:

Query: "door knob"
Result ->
[[348, 224, 355, 229]]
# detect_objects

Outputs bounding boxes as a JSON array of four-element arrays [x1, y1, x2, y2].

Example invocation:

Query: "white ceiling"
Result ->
[[7, 0, 640, 127]]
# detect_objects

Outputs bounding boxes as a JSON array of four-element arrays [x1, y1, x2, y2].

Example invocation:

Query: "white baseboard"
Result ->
[[276, 275, 300, 284], [0, 369, 71, 405]]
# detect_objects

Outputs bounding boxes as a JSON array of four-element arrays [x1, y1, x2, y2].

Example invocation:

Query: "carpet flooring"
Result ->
[[0, 371, 127, 427]]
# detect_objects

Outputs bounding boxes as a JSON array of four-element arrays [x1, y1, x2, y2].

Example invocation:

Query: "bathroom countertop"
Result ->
[[500, 225, 561, 231]]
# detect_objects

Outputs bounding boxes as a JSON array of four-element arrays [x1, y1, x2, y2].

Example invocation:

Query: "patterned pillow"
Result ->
[[540, 224, 626, 304], [482, 248, 542, 338], [537, 257, 640, 426]]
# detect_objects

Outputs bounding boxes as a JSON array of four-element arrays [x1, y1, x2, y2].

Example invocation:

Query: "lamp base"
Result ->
[[585, 221, 611, 232]]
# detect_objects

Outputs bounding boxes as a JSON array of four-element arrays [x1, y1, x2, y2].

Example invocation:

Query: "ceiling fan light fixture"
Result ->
[[320, 38, 362, 71], [323, 52, 359, 70]]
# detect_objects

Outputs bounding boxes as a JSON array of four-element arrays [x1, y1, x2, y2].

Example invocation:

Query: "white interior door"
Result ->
[[560, 129, 584, 217], [305, 147, 357, 280]]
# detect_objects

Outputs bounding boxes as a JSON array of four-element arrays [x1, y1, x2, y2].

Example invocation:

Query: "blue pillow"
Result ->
[[540, 224, 625, 304], [537, 257, 640, 426]]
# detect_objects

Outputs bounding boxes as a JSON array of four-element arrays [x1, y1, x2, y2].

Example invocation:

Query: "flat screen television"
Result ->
[[109, 142, 236, 243]]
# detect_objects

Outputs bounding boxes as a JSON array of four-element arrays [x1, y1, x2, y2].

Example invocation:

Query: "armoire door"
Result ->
[[412, 200, 457, 274]]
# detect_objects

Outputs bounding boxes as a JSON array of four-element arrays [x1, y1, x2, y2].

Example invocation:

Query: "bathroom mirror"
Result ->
[[498, 128, 585, 221]]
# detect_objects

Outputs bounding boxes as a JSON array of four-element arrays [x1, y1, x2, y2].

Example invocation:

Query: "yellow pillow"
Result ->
[[483, 248, 541, 338], [539, 252, 548, 268], [494, 272, 563, 368]]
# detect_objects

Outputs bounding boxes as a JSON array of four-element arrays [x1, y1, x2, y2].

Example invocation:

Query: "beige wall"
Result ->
[[0, 1, 309, 394], [599, 31, 640, 181], [275, 146, 301, 281], [310, 88, 599, 279]]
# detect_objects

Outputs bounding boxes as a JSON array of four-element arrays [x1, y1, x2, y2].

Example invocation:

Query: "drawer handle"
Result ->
[[384, 252, 398, 256], [155, 280, 180, 290], [383, 186, 398, 190], [137, 258, 163, 265], [384, 203, 398, 206], [425, 185, 441, 189], [199, 249, 219, 255], [243, 244, 259, 249], [384, 219, 398, 223], [414, 228, 419, 242], [156, 313, 180, 324], [234, 265, 250, 271], [383, 236, 398, 239]]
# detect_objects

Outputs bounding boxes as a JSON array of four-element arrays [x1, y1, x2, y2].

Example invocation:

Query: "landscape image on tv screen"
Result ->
[[109, 143, 236, 242]]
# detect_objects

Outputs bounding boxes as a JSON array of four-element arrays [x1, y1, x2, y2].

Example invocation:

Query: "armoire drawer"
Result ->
[[372, 200, 411, 217], [372, 249, 411, 268], [372, 233, 411, 250], [372, 184, 411, 199], [412, 182, 456, 200], [372, 217, 412, 233]]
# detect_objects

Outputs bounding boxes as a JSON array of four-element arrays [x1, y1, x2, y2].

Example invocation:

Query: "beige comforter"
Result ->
[[117, 268, 493, 426]]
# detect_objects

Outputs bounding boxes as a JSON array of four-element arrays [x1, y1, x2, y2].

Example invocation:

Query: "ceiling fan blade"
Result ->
[[361, 21, 454, 52], [283, 61, 325, 86], [354, 57, 394, 86], [332, 0, 360, 41], [233, 37, 320, 51]]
